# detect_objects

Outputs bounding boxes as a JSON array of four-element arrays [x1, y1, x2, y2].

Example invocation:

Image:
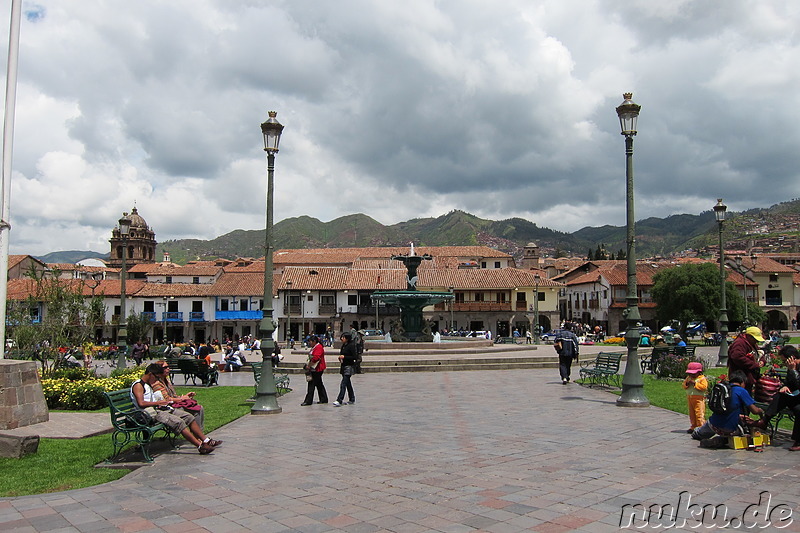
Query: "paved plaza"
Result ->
[[2, 359, 800, 532]]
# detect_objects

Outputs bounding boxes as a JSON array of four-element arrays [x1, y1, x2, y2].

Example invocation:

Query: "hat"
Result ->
[[745, 326, 765, 342], [686, 362, 703, 374]]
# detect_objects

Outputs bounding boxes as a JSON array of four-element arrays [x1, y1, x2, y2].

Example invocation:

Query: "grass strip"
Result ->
[[0, 385, 255, 497]]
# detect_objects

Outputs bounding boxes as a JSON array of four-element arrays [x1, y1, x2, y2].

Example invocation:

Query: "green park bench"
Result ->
[[251, 361, 291, 397], [579, 352, 623, 388], [176, 358, 218, 387], [640, 345, 697, 375], [103, 389, 176, 463]]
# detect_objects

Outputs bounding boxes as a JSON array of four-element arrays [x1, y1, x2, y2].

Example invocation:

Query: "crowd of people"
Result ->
[[687, 325, 800, 452]]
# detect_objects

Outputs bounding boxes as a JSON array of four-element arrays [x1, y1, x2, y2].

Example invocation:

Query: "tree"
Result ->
[[126, 312, 153, 346], [651, 263, 753, 334], [7, 268, 105, 375], [587, 248, 594, 260], [616, 249, 626, 260]]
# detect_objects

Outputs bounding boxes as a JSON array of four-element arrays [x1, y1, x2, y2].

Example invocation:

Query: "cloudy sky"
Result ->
[[2, 0, 799, 256]]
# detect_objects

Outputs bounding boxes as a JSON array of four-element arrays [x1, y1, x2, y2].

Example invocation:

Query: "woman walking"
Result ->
[[333, 333, 358, 406], [301, 335, 328, 406]]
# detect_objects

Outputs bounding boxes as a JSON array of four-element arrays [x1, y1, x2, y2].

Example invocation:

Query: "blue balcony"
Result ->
[[215, 310, 263, 320], [163, 311, 183, 322], [142, 312, 156, 322], [189, 312, 205, 322]]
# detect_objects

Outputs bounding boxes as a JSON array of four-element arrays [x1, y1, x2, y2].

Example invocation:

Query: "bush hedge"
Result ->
[[40, 366, 145, 410]]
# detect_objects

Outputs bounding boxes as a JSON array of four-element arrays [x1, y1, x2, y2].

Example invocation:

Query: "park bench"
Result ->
[[251, 361, 291, 397], [103, 389, 176, 463], [640, 345, 697, 375], [165, 357, 185, 378], [754, 368, 796, 439], [579, 352, 623, 388], [176, 358, 219, 387]]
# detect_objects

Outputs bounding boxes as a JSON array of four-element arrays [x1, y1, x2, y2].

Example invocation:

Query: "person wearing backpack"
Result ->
[[692, 370, 765, 448], [554, 329, 579, 384]]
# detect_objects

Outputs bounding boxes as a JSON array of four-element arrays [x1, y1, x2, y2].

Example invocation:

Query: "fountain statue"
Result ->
[[371, 243, 454, 342]]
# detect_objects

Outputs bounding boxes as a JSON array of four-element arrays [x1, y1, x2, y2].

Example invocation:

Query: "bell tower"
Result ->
[[108, 207, 157, 268]]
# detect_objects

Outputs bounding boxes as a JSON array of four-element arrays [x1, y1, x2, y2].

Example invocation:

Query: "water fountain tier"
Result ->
[[371, 246, 454, 342]]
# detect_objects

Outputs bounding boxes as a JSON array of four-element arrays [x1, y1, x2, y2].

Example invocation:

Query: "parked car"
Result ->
[[540, 329, 570, 343], [617, 326, 652, 337]]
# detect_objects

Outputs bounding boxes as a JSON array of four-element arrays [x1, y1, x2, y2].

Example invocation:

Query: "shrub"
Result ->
[[45, 368, 96, 381], [655, 353, 701, 379], [39, 374, 140, 410], [110, 365, 146, 379]]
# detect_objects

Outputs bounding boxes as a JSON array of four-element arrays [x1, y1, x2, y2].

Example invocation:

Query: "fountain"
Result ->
[[371, 244, 455, 342]]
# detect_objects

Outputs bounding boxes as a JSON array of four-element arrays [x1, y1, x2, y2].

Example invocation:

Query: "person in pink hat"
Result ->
[[683, 361, 708, 433]]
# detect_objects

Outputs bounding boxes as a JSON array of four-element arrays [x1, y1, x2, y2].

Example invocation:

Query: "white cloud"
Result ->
[[0, 0, 798, 255]]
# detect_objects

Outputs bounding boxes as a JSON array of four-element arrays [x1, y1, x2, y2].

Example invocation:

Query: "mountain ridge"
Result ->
[[37, 200, 800, 265]]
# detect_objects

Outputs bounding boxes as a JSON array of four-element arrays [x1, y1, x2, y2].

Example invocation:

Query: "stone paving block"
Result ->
[[5, 367, 800, 531]]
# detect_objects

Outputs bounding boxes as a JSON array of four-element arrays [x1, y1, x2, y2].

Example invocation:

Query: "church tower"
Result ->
[[519, 242, 540, 270], [108, 207, 157, 268]]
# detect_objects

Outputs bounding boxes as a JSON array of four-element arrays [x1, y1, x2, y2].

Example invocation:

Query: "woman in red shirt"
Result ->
[[301, 335, 328, 406]]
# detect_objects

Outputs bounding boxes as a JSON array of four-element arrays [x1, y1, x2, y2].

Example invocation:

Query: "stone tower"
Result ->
[[107, 207, 157, 268], [519, 242, 540, 270]]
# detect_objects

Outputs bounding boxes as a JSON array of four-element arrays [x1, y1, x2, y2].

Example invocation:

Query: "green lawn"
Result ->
[[0, 386, 256, 497]]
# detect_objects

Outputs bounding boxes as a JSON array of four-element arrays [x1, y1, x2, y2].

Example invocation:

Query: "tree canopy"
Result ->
[[651, 262, 763, 331]]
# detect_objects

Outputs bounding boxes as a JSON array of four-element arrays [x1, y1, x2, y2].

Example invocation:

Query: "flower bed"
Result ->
[[39, 366, 143, 410]]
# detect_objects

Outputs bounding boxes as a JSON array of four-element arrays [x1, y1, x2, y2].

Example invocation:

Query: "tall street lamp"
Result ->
[[714, 199, 729, 366], [615, 93, 649, 408], [252, 111, 284, 415], [117, 213, 131, 369], [449, 286, 454, 332], [734, 255, 754, 326], [285, 279, 292, 344], [533, 273, 540, 344]]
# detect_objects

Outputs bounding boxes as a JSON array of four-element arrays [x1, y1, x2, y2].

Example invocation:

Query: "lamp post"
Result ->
[[533, 273, 540, 344], [714, 199, 729, 366], [285, 279, 292, 345], [117, 214, 131, 369], [449, 286, 454, 332], [615, 93, 649, 407], [735, 255, 751, 326], [252, 111, 284, 415]]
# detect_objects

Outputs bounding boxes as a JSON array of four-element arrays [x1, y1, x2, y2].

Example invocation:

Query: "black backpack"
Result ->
[[708, 380, 733, 415]]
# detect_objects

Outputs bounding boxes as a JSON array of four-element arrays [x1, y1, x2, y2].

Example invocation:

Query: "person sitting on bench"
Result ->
[[130, 363, 221, 454]]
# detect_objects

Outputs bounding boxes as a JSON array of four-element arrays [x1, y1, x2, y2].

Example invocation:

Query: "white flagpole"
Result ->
[[0, 0, 22, 359]]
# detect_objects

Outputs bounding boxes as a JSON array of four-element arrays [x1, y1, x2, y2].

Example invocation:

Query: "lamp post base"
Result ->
[[250, 348, 282, 415], [251, 393, 282, 415]]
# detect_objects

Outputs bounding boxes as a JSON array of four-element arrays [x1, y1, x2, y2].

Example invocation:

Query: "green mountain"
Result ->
[[45, 199, 800, 265]]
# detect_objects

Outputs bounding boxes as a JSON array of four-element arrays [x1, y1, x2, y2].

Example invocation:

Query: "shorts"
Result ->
[[153, 408, 195, 433]]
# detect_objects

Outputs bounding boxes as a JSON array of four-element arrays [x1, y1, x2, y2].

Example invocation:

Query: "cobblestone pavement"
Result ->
[[2, 365, 800, 532]]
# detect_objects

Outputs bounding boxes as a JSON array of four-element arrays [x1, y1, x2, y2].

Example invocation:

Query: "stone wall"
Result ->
[[0, 360, 49, 429]]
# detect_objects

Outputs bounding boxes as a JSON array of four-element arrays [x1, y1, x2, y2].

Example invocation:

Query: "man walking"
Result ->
[[554, 329, 579, 384]]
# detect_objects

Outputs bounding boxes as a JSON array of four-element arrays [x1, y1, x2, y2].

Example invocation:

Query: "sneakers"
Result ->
[[300, 402, 312, 406], [206, 439, 223, 447], [332, 401, 342, 407], [347, 400, 356, 404], [561, 378, 567, 385], [198, 443, 215, 455]]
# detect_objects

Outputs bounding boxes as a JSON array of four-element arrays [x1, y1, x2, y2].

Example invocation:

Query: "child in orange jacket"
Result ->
[[683, 361, 708, 433]]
